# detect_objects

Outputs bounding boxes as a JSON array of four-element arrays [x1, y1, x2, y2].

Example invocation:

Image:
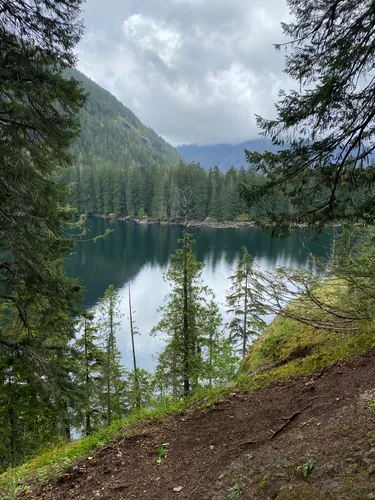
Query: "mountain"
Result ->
[[66, 68, 182, 167], [176, 139, 278, 172], [59, 70, 286, 221]]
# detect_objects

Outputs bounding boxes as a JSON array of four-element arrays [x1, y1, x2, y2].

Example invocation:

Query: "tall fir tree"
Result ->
[[98, 285, 125, 426], [226, 247, 267, 357]]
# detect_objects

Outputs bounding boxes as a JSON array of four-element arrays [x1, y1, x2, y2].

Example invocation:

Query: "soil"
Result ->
[[31, 350, 375, 500]]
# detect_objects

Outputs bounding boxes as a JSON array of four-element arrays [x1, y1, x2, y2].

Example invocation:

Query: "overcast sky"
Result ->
[[77, 0, 293, 146]]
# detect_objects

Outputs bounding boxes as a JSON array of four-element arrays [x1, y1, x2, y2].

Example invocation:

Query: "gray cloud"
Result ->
[[77, 0, 293, 145]]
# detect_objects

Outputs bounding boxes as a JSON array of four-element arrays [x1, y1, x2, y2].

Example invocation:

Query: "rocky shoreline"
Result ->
[[83, 213, 256, 229]]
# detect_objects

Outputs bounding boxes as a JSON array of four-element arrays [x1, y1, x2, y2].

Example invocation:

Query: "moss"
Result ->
[[238, 289, 375, 391], [257, 473, 269, 489], [276, 483, 322, 500]]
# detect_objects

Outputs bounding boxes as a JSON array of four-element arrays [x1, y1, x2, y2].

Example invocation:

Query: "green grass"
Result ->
[[0, 388, 230, 499], [0, 398, 184, 498], [237, 310, 375, 391]]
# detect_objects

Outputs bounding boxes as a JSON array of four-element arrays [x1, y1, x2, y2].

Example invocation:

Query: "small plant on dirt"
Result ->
[[368, 399, 375, 415], [296, 459, 314, 479], [1, 472, 27, 500], [227, 475, 244, 499], [154, 442, 169, 465]]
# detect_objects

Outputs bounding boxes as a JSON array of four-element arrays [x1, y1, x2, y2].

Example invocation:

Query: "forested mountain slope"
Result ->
[[177, 139, 278, 172], [66, 68, 182, 167], [58, 70, 287, 221]]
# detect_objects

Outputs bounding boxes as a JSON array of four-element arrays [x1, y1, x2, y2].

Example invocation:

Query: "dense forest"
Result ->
[[66, 68, 182, 168], [60, 161, 291, 222], [57, 70, 288, 222]]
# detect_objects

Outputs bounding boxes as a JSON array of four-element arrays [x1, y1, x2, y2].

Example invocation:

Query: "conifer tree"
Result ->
[[152, 233, 209, 396], [75, 313, 105, 435], [240, 0, 375, 231], [0, 0, 86, 348], [98, 285, 125, 426], [200, 300, 238, 387], [226, 247, 267, 357], [128, 286, 140, 409]]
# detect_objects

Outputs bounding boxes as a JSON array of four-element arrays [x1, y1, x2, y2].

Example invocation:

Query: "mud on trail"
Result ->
[[34, 351, 375, 500]]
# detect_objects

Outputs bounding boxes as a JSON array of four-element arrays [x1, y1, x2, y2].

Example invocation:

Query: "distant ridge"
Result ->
[[176, 139, 278, 172]]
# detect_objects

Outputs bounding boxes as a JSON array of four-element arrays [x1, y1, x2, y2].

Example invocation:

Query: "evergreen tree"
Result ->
[[152, 233, 210, 396], [0, 0, 86, 348], [75, 313, 105, 435], [240, 0, 375, 231], [123, 369, 153, 411], [226, 247, 267, 357], [98, 285, 125, 426], [153, 341, 181, 398], [200, 300, 238, 387], [128, 286, 140, 409]]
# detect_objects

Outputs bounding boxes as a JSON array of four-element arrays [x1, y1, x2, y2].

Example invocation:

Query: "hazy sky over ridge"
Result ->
[[77, 0, 293, 146]]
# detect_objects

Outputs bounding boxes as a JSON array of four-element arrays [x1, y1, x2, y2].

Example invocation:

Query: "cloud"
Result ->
[[77, 0, 293, 145]]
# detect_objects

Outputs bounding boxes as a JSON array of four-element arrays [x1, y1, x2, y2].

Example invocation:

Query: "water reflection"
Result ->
[[65, 219, 332, 371]]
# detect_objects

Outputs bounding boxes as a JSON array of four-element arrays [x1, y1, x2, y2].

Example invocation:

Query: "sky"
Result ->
[[77, 0, 293, 146]]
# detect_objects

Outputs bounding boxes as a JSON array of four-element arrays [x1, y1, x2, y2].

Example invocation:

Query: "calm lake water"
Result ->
[[65, 218, 332, 372]]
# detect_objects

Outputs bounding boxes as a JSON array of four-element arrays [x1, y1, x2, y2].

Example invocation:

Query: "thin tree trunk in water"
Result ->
[[183, 222, 190, 396], [107, 303, 113, 426], [84, 318, 91, 435], [172, 344, 177, 398], [243, 275, 248, 358], [8, 350, 15, 467], [129, 286, 140, 409], [209, 331, 213, 388]]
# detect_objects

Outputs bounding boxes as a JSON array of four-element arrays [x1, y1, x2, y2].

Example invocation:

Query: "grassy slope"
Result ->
[[237, 314, 375, 392], [2, 291, 375, 498], [0, 389, 228, 499]]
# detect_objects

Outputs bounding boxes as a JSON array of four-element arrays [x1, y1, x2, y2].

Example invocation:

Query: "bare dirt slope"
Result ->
[[34, 350, 375, 500]]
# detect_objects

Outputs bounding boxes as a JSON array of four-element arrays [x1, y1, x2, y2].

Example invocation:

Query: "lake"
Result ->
[[65, 218, 332, 372]]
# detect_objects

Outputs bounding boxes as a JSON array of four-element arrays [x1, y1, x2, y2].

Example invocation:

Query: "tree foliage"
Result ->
[[226, 247, 267, 357], [240, 0, 375, 231], [153, 233, 238, 396], [0, 0, 86, 345]]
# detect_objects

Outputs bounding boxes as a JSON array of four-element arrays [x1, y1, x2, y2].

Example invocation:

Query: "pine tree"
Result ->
[[0, 0, 86, 348], [75, 313, 105, 435], [240, 0, 375, 231], [200, 300, 238, 388], [152, 233, 210, 396], [226, 247, 267, 357], [128, 286, 140, 409], [98, 285, 125, 426]]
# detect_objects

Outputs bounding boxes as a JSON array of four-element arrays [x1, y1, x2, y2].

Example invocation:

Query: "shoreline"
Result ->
[[80, 213, 256, 229]]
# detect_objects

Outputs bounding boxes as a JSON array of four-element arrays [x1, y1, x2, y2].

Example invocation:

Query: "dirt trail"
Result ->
[[36, 350, 375, 500]]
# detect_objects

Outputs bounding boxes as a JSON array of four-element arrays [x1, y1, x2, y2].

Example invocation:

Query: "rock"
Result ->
[[173, 486, 183, 492]]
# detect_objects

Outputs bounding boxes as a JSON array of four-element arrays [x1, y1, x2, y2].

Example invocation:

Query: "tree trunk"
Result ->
[[172, 344, 177, 398], [107, 304, 113, 426], [84, 318, 91, 435], [209, 330, 213, 388], [129, 286, 140, 409], [242, 275, 248, 358], [183, 224, 190, 396], [8, 350, 15, 467]]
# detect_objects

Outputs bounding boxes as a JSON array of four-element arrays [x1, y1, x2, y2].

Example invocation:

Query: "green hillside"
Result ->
[[66, 68, 182, 168]]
